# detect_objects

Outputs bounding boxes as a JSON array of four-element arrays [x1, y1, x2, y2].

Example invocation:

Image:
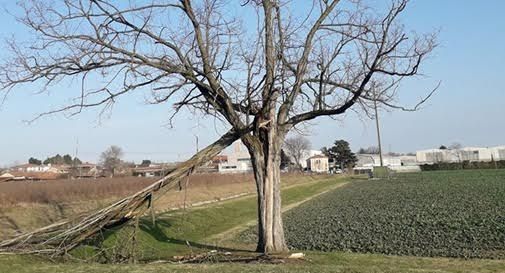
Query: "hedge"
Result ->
[[420, 160, 505, 171]]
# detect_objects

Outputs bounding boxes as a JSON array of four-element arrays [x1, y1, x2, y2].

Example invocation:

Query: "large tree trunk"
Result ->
[[244, 119, 288, 254]]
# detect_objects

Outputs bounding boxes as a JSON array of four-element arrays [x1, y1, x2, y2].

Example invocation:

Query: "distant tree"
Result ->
[[73, 157, 82, 165], [62, 154, 73, 165], [28, 157, 42, 165], [44, 154, 76, 165], [280, 150, 292, 170], [449, 142, 462, 150], [99, 146, 123, 176], [54, 154, 63, 164], [439, 145, 448, 150], [284, 136, 311, 171], [328, 140, 358, 170], [140, 160, 152, 167], [44, 154, 64, 165], [357, 146, 380, 154]]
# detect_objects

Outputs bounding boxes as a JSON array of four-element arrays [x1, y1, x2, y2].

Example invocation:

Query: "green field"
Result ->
[[2, 170, 505, 273], [281, 169, 505, 258]]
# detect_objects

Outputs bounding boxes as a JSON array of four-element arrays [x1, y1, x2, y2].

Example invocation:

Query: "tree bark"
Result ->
[[244, 118, 288, 254]]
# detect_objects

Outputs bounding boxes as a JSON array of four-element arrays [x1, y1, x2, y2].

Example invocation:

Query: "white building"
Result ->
[[490, 146, 505, 160], [356, 154, 403, 168], [355, 154, 420, 173], [287, 149, 324, 169], [12, 164, 65, 173], [416, 146, 505, 164], [306, 155, 329, 173], [218, 142, 253, 173]]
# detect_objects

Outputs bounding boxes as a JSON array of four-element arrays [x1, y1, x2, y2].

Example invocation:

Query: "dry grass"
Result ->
[[0, 173, 257, 206], [0, 172, 326, 239]]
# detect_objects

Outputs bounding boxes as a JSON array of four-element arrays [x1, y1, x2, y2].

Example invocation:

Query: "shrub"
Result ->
[[420, 160, 505, 171]]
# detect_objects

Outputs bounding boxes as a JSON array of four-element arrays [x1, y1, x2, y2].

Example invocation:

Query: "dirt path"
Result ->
[[207, 181, 349, 244]]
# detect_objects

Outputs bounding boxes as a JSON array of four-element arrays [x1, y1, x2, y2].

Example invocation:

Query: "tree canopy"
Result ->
[[28, 157, 42, 165], [284, 136, 311, 171], [99, 145, 124, 176], [43, 154, 81, 165], [358, 146, 380, 154], [325, 140, 358, 169], [0, 0, 438, 255]]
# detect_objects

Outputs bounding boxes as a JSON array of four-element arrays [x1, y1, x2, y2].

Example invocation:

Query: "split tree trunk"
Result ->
[[244, 118, 288, 254]]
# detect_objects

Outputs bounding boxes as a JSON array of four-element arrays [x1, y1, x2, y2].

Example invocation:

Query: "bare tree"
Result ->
[[284, 136, 311, 171], [449, 142, 463, 150], [358, 146, 380, 154], [99, 145, 123, 177], [0, 0, 437, 254]]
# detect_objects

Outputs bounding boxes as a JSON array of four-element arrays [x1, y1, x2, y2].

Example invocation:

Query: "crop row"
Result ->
[[283, 170, 505, 258]]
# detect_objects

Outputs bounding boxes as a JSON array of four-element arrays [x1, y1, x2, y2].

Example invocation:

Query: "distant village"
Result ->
[[1, 141, 504, 183]]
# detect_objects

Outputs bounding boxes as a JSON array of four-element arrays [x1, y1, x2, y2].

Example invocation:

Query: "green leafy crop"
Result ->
[[283, 170, 505, 259]]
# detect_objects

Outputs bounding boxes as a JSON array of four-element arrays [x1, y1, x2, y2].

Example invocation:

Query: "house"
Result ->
[[13, 164, 50, 172], [2, 171, 63, 181], [212, 155, 228, 164], [72, 163, 101, 178], [0, 172, 15, 182], [286, 149, 324, 170], [306, 155, 329, 173], [132, 163, 177, 177], [11, 163, 70, 174], [50, 164, 71, 174]]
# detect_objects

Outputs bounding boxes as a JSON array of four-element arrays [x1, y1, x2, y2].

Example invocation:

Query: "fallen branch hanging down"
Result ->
[[0, 128, 247, 256]]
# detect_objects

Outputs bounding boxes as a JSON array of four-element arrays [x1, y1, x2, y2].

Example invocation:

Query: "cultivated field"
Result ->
[[2, 172, 505, 273], [281, 169, 505, 259]]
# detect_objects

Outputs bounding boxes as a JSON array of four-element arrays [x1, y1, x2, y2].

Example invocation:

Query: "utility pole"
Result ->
[[374, 94, 384, 167], [195, 135, 199, 153], [193, 119, 200, 153], [74, 138, 81, 179]]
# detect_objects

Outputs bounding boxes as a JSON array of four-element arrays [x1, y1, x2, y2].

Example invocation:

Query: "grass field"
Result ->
[[1, 170, 505, 272], [2, 251, 505, 273]]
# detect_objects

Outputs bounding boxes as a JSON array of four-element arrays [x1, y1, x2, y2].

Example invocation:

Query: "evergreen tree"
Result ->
[[328, 140, 358, 169], [28, 157, 42, 165]]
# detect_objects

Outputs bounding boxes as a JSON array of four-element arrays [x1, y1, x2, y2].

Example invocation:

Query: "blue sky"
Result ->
[[0, 0, 504, 166]]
